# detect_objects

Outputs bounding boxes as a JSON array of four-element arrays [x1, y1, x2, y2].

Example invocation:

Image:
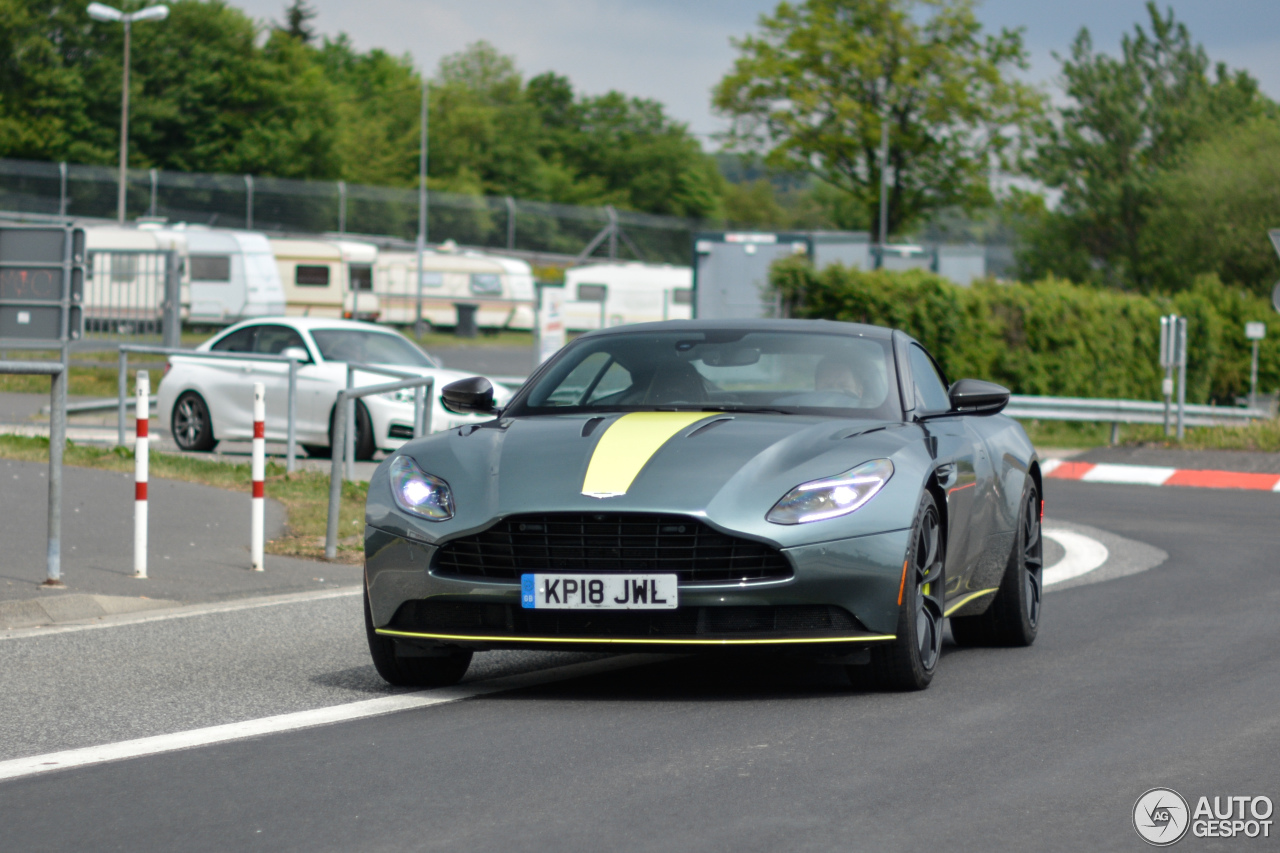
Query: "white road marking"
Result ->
[[0, 587, 361, 642], [1043, 528, 1109, 587], [0, 654, 669, 784], [1080, 463, 1175, 486]]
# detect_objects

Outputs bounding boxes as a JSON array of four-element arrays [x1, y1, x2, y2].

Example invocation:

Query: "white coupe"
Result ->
[[156, 318, 513, 458]]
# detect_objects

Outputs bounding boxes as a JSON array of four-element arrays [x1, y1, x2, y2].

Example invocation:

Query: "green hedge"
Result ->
[[770, 258, 1280, 404]]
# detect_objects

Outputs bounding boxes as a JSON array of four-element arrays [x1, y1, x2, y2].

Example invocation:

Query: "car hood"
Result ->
[[370, 411, 930, 548]]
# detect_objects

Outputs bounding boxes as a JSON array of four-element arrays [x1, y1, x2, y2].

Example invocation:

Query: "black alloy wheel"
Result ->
[[327, 400, 377, 462], [171, 391, 217, 452], [950, 481, 1042, 647], [863, 491, 946, 691]]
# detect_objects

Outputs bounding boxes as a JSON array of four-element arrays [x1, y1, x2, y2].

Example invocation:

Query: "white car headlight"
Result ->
[[389, 456, 454, 521], [381, 387, 418, 404], [766, 459, 893, 524]]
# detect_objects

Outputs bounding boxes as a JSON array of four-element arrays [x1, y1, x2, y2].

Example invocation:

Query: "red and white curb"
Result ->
[[1043, 458, 1280, 492]]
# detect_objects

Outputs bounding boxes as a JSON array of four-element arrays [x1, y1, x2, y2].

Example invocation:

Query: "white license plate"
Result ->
[[520, 573, 678, 610]]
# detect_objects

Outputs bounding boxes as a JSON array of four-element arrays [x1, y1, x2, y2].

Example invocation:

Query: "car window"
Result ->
[[190, 255, 232, 282], [515, 330, 900, 419], [310, 329, 434, 367], [211, 326, 256, 353], [253, 325, 307, 356], [909, 345, 951, 413]]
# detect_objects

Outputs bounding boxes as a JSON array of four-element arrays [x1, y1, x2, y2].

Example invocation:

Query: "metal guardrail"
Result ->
[[1005, 395, 1271, 443], [117, 345, 303, 471], [325, 373, 435, 559]]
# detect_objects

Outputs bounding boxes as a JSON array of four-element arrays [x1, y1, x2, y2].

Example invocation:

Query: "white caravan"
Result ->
[[271, 238, 380, 321], [374, 248, 534, 330], [83, 225, 186, 332], [83, 224, 287, 330], [562, 262, 693, 331], [179, 228, 286, 325]]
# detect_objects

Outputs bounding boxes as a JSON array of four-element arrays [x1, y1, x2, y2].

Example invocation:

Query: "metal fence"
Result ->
[[85, 249, 181, 346], [0, 157, 704, 265]]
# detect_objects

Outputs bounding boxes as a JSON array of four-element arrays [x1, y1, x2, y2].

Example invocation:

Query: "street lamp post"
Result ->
[[87, 3, 170, 225], [415, 78, 429, 336], [876, 77, 891, 269]]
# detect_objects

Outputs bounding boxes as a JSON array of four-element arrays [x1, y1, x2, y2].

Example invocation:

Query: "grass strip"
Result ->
[[0, 434, 368, 562], [1018, 417, 1280, 452]]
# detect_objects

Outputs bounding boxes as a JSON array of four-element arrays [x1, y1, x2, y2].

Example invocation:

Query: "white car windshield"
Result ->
[[310, 330, 436, 367]]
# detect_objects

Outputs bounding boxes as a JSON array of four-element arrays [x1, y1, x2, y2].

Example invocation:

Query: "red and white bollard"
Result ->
[[133, 371, 149, 579], [251, 382, 265, 572]]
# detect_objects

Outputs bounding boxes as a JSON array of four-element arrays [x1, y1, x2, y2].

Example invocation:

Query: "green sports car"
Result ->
[[363, 319, 1044, 690]]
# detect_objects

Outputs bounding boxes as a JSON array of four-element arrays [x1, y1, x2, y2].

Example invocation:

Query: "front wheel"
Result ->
[[861, 491, 946, 691], [171, 391, 217, 452], [950, 481, 1042, 647], [328, 400, 376, 462], [364, 585, 472, 687]]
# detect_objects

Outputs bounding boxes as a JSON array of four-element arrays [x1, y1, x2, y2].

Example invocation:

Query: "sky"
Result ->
[[227, 0, 1280, 144]]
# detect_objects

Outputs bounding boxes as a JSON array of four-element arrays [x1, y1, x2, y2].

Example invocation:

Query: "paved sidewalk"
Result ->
[[0, 458, 360, 629]]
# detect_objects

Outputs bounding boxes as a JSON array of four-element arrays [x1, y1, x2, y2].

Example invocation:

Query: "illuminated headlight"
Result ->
[[766, 459, 893, 524], [389, 456, 454, 521]]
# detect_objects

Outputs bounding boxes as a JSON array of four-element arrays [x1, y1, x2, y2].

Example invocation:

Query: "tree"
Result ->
[[280, 0, 316, 44], [713, 0, 1040, 242], [1022, 2, 1265, 290], [1141, 117, 1280, 296]]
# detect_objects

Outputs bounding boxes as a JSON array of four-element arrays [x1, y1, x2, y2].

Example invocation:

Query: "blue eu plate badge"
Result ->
[[521, 574, 536, 609]]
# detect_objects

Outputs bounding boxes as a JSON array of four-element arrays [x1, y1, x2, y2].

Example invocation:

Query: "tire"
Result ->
[[328, 400, 377, 462], [862, 491, 946, 691], [950, 481, 1042, 647], [363, 585, 472, 687], [171, 391, 217, 452]]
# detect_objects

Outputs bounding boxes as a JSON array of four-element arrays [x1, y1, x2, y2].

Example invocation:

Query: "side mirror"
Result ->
[[281, 346, 312, 364], [441, 376, 498, 416], [948, 378, 1010, 415]]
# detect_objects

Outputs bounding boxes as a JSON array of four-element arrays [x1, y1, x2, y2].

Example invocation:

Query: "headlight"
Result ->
[[389, 456, 454, 521], [766, 458, 893, 524], [381, 387, 418, 404]]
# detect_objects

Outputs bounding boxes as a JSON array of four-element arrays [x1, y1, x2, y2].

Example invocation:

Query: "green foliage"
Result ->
[[1141, 117, 1280, 296], [1021, 2, 1267, 290], [771, 257, 1280, 404], [713, 0, 1042, 241], [0, 10, 720, 219]]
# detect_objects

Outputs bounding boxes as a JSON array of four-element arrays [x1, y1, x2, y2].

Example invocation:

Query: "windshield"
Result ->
[[509, 330, 900, 419], [310, 329, 437, 367]]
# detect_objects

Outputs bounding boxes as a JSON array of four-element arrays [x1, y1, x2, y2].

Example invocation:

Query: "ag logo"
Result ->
[[1134, 788, 1190, 846]]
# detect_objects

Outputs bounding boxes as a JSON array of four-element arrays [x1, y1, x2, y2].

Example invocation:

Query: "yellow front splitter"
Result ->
[[377, 628, 896, 646]]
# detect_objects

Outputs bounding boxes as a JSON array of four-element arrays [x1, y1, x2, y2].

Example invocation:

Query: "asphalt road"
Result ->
[[1, 481, 1277, 852]]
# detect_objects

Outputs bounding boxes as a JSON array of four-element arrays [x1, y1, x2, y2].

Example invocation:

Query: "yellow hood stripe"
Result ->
[[581, 411, 712, 498]]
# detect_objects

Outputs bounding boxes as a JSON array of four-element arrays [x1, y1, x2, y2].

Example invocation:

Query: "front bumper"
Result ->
[[364, 524, 911, 652]]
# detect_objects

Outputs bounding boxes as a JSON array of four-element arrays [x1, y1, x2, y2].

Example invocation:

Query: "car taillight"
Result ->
[[163, 361, 171, 376]]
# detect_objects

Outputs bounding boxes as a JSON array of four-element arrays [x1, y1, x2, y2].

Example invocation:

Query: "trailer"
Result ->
[[178, 228, 285, 325], [271, 238, 380, 321], [83, 225, 184, 333], [373, 248, 533, 330], [561, 262, 692, 331]]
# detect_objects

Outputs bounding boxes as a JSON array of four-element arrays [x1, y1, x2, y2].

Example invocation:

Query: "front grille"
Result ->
[[434, 513, 793, 585], [388, 600, 859, 639]]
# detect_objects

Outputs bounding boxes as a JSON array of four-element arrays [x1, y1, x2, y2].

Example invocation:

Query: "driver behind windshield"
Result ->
[[814, 356, 864, 399]]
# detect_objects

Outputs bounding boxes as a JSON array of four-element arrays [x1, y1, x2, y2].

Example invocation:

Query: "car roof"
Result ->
[[577, 318, 895, 340], [222, 317, 403, 334]]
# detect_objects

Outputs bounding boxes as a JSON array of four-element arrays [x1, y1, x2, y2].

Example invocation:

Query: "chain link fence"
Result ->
[[0, 157, 702, 265]]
